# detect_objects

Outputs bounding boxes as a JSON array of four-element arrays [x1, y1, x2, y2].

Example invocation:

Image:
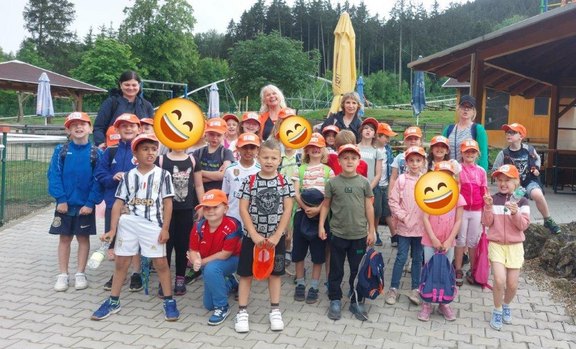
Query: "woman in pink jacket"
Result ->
[[482, 164, 530, 331]]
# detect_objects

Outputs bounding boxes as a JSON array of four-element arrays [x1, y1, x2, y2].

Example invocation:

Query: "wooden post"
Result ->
[[469, 53, 485, 124], [16, 92, 24, 123]]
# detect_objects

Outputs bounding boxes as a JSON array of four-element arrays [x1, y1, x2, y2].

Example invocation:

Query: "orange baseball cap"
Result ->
[[361, 117, 379, 131], [492, 164, 520, 179], [337, 144, 361, 157], [460, 139, 479, 153], [241, 112, 261, 125], [377, 123, 397, 137], [140, 118, 154, 125], [113, 113, 141, 128], [502, 123, 527, 138], [306, 133, 326, 148], [322, 125, 340, 135], [131, 133, 158, 152], [195, 189, 228, 210], [236, 133, 261, 148], [404, 126, 422, 139], [222, 113, 239, 123], [434, 160, 456, 174], [404, 146, 426, 159], [278, 108, 297, 120], [205, 117, 227, 134], [430, 135, 450, 148], [64, 112, 91, 128]]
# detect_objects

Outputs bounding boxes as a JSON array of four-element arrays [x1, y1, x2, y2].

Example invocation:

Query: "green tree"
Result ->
[[194, 30, 226, 59], [16, 39, 52, 69], [228, 32, 320, 106], [191, 58, 229, 89]]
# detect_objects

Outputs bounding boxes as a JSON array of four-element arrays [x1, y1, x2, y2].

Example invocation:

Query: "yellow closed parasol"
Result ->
[[329, 12, 357, 114]]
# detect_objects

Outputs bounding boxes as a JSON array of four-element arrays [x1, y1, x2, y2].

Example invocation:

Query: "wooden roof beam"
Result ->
[[509, 80, 538, 96], [483, 69, 507, 85], [434, 56, 471, 76], [523, 84, 550, 99], [492, 75, 524, 91]]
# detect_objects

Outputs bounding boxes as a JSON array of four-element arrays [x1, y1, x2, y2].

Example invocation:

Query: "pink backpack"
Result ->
[[471, 227, 492, 290]]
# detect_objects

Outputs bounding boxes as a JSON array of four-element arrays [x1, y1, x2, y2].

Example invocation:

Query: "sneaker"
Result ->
[[490, 309, 503, 330], [235, 310, 249, 333], [375, 234, 383, 246], [390, 236, 398, 247], [74, 272, 88, 290], [158, 283, 164, 299], [407, 289, 421, 305], [502, 304, 512, 324], [129, 273, 143, 292], [349, 302, 369, 321], [103, 275, 113, 291], [54, 273, 69, 292], [544, 217, 561, 234], [438, 303, 456, 321], [294, 284, 306, 302], [163, 299, 180, 321], [327, 300, 342, 320], [306, 287, 319, 304], [91, 298, 121, 320], [208, 306, 230, 326], [174, 276, 186, 296], [269, 309, 284, 331], [385, 288, 398, 305], [417, 302, 432, 322], [455, 269, 464, 287], [185, 268, 202, 284]]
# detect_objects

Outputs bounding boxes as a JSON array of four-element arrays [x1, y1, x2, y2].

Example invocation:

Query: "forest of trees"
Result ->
[[0, 0, 544, 116]]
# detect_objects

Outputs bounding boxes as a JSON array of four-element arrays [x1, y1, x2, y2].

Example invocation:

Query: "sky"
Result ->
[[0, 0, 467, 54]]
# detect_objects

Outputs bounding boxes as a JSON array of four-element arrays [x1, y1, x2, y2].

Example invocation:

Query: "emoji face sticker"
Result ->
[[278, 115, 312, 149], [414, 171, 459, 215], [153, 98, 204, 150]]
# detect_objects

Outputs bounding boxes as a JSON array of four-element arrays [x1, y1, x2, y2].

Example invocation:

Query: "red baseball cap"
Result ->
[[222, 113, 240, 123], [361, 117, 379, 131], [64, 112, 91, 128]]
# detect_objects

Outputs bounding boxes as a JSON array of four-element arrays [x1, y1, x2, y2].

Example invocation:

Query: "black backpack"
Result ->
[[59, 142, 99, 170]]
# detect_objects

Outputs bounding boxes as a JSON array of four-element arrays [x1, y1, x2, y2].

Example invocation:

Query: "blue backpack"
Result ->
[[419, 252, 458, 304], [354, 248, 385, 300]]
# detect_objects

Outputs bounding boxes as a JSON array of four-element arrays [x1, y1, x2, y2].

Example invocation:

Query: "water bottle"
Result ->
[[87, 242, 110, 269], [505, 187, 526, 212]]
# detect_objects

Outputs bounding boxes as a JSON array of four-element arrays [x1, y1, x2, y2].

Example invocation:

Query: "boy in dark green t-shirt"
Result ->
[[319, 144, 376, 322]]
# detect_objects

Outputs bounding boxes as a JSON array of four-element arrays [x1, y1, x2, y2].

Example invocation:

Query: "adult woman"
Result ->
[[443, 95, 489, 171], [321, 92, 363, 143], [258, 84, 288, 140], [93, 71, 155, 149]]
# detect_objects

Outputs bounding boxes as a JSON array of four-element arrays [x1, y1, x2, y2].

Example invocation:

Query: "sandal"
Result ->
[[466, 270, 477, 285], [455, 269, 464, 287]]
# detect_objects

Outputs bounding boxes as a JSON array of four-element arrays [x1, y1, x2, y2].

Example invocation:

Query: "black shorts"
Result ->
[[49, 210, 97, 236], [237, 234, 286, 277], [291, 211, 327, 264]]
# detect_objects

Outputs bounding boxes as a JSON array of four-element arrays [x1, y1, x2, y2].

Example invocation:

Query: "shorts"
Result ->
[[49, 210, 96, 236], [525, 180, 543, 198], [114, 214, 166, 258], [488, 241, 524, 269], [291, 211, 327, 264], [456, 210, 482, 248], [237, 234, 286, 277], [379, 186, 392, 218]]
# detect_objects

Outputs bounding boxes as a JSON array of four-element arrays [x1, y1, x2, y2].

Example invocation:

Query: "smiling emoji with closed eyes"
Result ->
[[415, 170, 459, 215], [153, 98, 205, 150], [278, 115, 312, 149]]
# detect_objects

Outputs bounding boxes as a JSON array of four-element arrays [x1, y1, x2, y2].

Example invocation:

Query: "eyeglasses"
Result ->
[[459, 104, 473, 110], [505, 130, 518, 136]]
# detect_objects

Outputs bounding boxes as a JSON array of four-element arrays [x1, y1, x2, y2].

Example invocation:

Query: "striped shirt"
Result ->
[[115, 166, 174, 227]]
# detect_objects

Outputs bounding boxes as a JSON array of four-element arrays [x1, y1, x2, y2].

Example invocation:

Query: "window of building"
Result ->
[[484, 89, 510, 130], [534, 97, 549, 116]]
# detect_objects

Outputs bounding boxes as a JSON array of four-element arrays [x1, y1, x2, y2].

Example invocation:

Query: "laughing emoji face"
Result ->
[[153, 98, 204, 150], [278, 115, 312, 149], [415, 171, 459, 215]]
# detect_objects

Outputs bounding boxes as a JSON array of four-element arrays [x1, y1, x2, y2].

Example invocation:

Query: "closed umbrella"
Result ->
[[356, 76, 365, 117], [207, 83, 220, 118], [411, 62, 426, 126], [329, 12, 356, 114], [36, 72, 54, 124]]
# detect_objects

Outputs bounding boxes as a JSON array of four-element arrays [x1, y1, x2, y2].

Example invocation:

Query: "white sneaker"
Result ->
[[269, 309, 284, 331], [75, 272, 88, 290], [54, 273, 69, 292], [235, 310, 249, 333]]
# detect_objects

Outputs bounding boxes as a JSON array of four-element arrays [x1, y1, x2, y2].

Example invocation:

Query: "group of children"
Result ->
[[48, 108, 559, 332]]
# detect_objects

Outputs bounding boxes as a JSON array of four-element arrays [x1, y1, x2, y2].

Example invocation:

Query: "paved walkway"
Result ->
[[0, 188, 575, 349]]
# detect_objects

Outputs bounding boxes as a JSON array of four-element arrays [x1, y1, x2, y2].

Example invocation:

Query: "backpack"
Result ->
[[248, 173, 286, 191], [195, 217, 243, 241], [354, 248, 385, 301], [471, 227, 492, 290], [195, 145, 225, 167], [446, 122, 478, 141], [59, 142, 99, 170], [158, 154, 196, 170], [418, 252, 458, 304]]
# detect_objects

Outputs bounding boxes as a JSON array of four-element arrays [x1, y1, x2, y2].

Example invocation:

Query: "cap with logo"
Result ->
[[194, 189, 228, 210], [113, 113, 141, 129], [236, 133, 261, 148], [492, 164, 520, 179], [64, 112, 92, 128]]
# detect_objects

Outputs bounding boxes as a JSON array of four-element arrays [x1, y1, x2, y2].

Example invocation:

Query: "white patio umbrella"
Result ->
[[207, 83, 220, 118], [36, 72, 54, 125]]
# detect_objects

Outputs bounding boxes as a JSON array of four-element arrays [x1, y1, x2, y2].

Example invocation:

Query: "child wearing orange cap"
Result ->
[[482, 164, 530, 331], [322, 125, 340, 153], [222, 114, 240, 150], [139, 118, 155, 135], [48, 112, 103, 292], [492, 123, 560, 234], [187, 189, 243, 326], [426, 135, 461, 176]]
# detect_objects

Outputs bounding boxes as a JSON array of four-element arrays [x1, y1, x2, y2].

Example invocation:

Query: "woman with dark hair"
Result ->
[[320, 92, 363, 143], [93, 71, 155, 149]]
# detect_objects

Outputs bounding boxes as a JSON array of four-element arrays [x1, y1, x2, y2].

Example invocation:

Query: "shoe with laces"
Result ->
[[455, 269, 464, 287], [385, 288, 398, 305], [269, 309, 284, 331], [490, 309, 503, 330], [407, 289, 421, 305], [185, 268, 202, 284], [174, 276, 186, 296], [129, 273, 143, 292], [54, 273, 69, 292], [306, 288, 319, 304], [208, 306, 230, 326], [502, 304, 512, 324], [91, 298, 121, 320], [163, 299, 180, 321], [74, 272, 88, 290], [235, 310, 250, 333], [328, 300, 342, 320], [438, 303, 457, 321], [544, 217, 561, 234], [103, 275, 113, 291], [294, 284, 306, 302], [417, 302, 432, 322]]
